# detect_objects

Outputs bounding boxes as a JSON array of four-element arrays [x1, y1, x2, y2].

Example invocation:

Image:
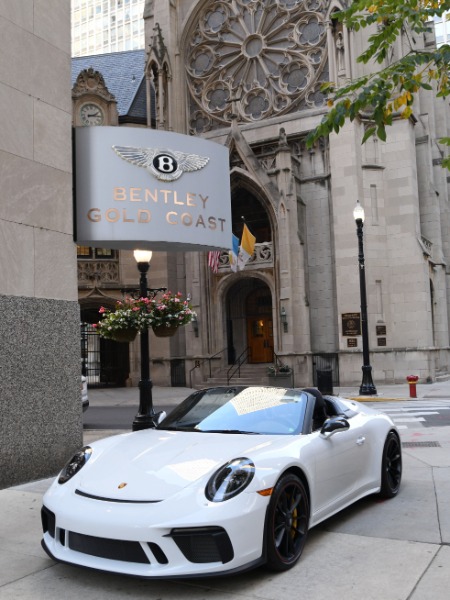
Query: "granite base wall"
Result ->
[[0, 295, 82, 489], [338, 348, 450, 385]]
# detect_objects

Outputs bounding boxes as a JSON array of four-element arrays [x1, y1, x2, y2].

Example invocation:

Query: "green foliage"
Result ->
[[306, 1, 450, 162]]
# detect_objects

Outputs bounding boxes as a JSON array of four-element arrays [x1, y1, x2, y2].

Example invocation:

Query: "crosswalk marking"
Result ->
[[384, 408, 450, 412], [367, 400, 450, 429]]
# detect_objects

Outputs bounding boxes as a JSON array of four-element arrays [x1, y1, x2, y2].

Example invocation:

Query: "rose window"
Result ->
[[186, 0, 328, 133]]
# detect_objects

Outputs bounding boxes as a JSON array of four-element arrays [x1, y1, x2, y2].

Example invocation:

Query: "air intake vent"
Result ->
[[170, 526, 234, 564], [69, 532, 150, 564]]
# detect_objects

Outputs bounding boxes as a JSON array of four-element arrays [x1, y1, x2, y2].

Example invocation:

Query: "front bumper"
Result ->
[[41, 483, 269, 578]]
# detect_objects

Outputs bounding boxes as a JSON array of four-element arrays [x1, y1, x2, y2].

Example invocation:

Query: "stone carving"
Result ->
[[217, 242, 273, 271], [72, 67, 116, 102], [186, 0, 328, 133], [78, 261, 120, 284]]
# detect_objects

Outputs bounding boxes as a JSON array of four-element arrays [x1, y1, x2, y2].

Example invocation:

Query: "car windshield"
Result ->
[[158, 386, 308, 435]]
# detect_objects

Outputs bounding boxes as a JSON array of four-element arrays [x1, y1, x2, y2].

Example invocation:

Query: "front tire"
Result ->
[[379, 431, 402, 498], [265, 473, 309, 571]]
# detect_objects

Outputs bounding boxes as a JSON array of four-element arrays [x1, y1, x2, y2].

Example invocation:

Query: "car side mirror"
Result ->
[[320, 416, 350, 437]]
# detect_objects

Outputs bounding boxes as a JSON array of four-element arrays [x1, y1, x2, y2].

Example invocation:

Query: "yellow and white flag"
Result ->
[[237, 224, 256, 270]]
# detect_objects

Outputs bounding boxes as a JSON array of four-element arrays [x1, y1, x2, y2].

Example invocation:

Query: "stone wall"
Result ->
[[0, 3, 80, 488], [0, 296, 82, 488]]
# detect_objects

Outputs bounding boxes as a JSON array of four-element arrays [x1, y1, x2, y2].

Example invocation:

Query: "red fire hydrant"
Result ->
[[406, 375, 419, 398]]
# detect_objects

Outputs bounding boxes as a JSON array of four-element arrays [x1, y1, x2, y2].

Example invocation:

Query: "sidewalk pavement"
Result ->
[[2, 379, 450, 599], [82, 377, 450, 408]]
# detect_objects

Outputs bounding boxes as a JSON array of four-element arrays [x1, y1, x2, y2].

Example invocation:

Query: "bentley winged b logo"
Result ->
[[112, 145, 210, 182]]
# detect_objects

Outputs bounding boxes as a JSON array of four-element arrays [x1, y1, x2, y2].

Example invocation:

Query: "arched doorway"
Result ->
[[80, 306, 130, 388], [246, 286, 273, 363], [226, 279, 273, 365]]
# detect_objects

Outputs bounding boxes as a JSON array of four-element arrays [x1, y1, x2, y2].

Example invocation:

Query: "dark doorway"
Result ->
[[226, 279, 273, 364], [246, 286, 273, 363], [81, 308, 130, 388]]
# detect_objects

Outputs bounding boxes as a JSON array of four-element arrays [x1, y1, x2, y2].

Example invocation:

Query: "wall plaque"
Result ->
[[377, 337, 387, 347], [347, 338, 358, 347], [376, 325, 387, 336], [342, 313, 361, 336]]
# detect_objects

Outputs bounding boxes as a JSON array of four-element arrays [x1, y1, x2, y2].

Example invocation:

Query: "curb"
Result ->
[[347, 396, 411, 402]]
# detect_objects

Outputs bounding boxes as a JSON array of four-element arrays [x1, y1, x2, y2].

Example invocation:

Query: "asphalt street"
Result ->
[[83, 404, 149, 429], [83, 398, 450, 430], [82, 386, 450, 431], [2, 380, 450, 600]]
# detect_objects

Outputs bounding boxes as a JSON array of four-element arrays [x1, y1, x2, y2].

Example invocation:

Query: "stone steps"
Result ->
[[195, 364, 271, 389]]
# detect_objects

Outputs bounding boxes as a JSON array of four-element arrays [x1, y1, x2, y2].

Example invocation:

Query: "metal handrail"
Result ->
[[188, 347, 227, 388], [227, 347, 250, 385]]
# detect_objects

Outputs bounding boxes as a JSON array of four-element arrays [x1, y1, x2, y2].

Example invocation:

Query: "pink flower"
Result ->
[[99, 306, 106, 314]]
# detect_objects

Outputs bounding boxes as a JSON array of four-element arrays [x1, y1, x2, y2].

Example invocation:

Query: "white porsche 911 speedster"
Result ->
[[41, 386, 402, 579]]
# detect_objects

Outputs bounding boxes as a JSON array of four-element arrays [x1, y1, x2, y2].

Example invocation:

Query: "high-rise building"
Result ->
[[433, 12, 450, 46], [71, 0, 145, 57]]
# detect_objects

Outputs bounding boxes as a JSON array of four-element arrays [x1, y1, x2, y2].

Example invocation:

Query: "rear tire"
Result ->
[[265, 473, 309, 571], [379, 431, 402, 498]]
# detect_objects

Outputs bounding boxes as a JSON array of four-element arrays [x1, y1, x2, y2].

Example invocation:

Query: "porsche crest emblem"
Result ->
[[118, 482, 127, 489]]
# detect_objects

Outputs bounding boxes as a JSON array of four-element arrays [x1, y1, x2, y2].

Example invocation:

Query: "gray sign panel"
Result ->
[[74, 127, 231, 251]]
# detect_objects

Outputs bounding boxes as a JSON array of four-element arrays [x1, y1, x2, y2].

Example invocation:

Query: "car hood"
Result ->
[[76, 429, 283, 502]]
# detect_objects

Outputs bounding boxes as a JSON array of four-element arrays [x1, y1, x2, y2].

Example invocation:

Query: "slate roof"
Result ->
[[72, 49, 148, 121]]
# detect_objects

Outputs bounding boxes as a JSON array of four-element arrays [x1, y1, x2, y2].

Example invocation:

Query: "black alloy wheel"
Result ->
[[379, 431, 402, 498], [265, 473, 309, 571]]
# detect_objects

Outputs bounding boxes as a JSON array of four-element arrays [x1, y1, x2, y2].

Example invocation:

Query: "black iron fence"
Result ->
[[81, 323, 129, 388]]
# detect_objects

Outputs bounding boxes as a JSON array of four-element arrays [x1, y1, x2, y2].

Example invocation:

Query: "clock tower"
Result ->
[[72, 66, 118, 126]]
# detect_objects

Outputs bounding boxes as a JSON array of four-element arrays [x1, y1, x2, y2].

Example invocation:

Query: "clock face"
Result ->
[[80, 103, 104, 126]]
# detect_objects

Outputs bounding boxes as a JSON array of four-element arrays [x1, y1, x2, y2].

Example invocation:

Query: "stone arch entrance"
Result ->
[[226, 278, 273, 365]]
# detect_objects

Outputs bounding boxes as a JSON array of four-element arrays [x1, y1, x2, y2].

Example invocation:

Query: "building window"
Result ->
[[96, 248, 115, 258], [77, 246, 116, 259], [77, 246, 91, 258]]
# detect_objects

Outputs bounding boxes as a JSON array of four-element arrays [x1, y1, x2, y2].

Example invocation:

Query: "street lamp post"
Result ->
[[132, 249, 158, 431], [353, 201, 377, 396]]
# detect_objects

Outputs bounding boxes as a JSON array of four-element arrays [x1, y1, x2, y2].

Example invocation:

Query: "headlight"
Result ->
[[58, 446, 92, 484], [205, 457, 255, 502]]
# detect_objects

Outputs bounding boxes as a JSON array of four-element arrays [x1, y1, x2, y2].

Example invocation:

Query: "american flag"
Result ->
[[208, 251, 221, 273]]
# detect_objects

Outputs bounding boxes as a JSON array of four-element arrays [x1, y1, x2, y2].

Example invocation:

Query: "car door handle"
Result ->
[[356, 436, 366, 446]]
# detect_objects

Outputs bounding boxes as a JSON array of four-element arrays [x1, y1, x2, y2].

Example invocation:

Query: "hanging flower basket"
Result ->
[[94, 292, 195, 341], [152, 324, 178, 338], [111, 328, 138, 343]]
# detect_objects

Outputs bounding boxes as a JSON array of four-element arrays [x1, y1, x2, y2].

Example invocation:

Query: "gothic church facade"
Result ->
[[74, 1, 450, 390], [140, 0, 450, 387]]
